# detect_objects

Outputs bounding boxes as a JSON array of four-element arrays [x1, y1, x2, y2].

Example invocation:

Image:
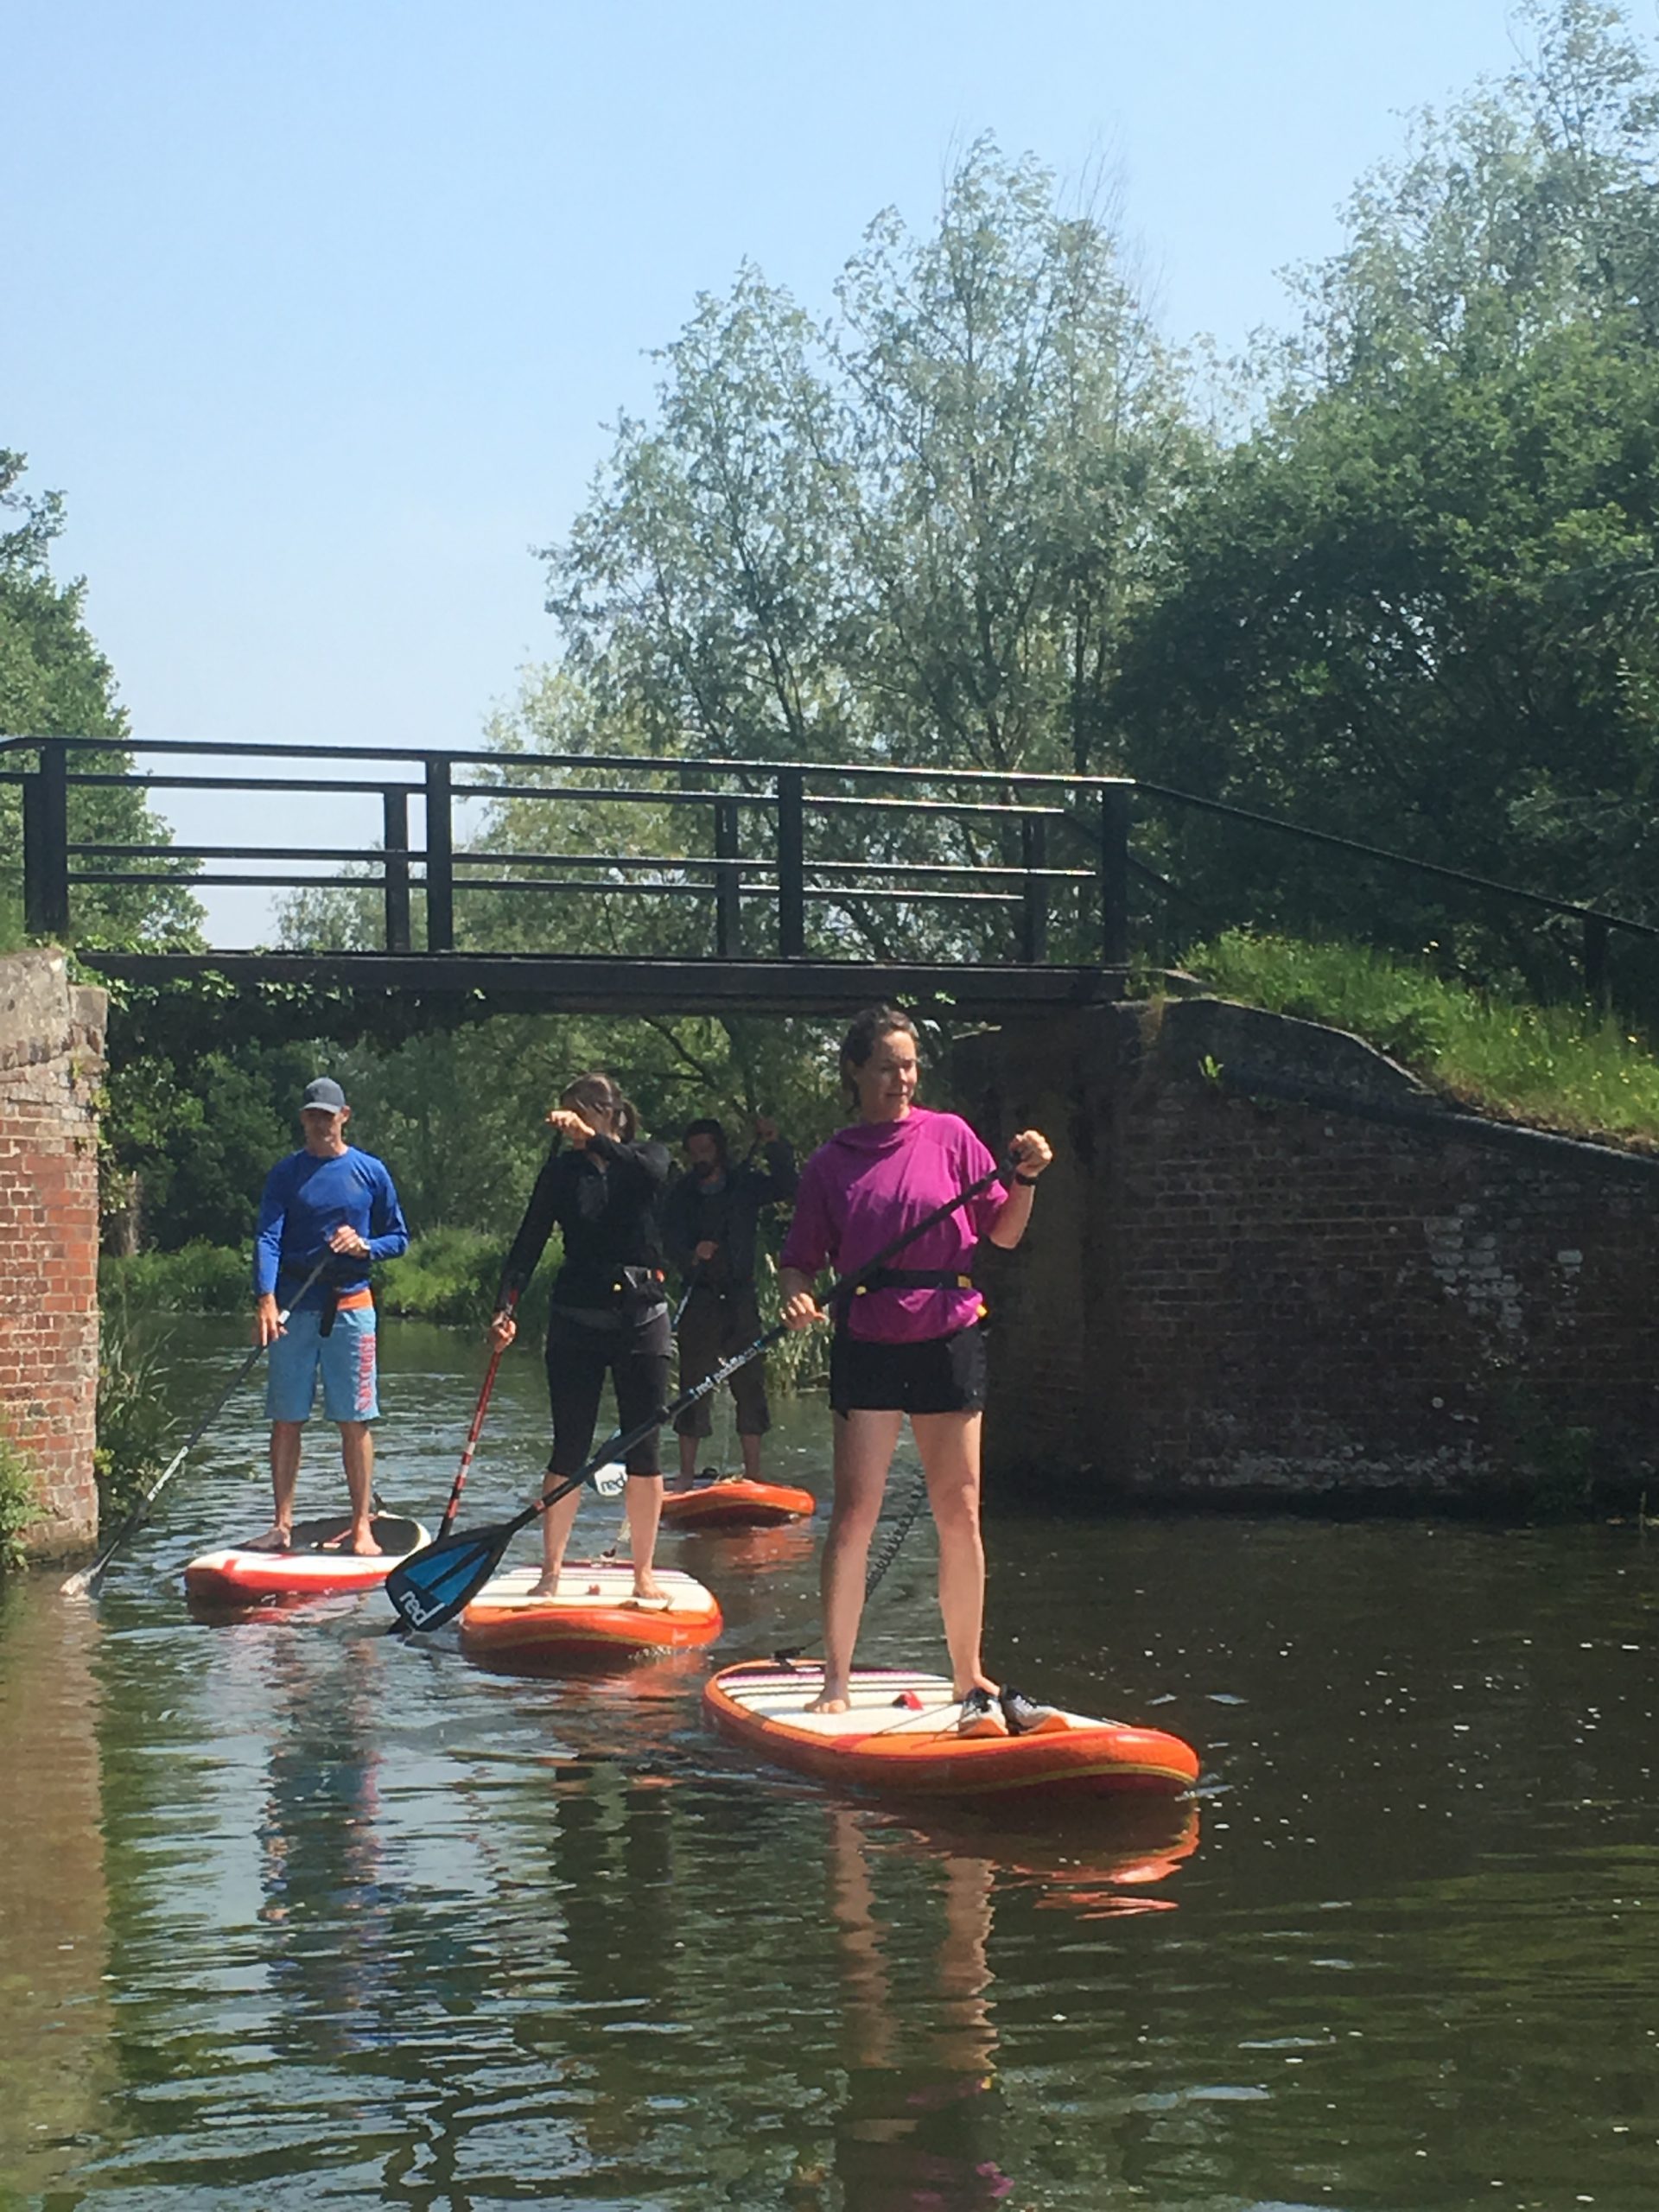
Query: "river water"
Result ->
[[2, 1319, 1656, 2210]]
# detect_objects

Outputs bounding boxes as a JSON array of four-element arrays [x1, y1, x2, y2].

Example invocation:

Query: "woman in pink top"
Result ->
[[779, 1005, 1053, 1736]]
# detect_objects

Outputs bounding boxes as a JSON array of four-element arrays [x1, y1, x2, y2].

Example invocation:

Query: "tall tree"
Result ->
[[0, 450, 200, 947]]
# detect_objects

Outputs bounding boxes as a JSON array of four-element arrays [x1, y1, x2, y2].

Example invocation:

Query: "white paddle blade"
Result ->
[[591, 1461, 628, 1497]]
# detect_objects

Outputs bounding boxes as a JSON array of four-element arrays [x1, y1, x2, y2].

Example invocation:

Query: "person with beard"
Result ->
[[661, 1114, 797, 1486]]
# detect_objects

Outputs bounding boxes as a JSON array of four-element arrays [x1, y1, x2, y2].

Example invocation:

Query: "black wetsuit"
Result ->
[[498, 1134, 672, 1477]]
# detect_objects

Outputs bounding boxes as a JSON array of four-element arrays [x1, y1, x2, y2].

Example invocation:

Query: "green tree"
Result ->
[[0, 450, 200, 947], [1113, 1, 1659, 994]]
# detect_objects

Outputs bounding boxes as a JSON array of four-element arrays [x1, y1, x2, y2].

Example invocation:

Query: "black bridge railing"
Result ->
[[2, 736, 1132, 968], [3, 733, 1652, 994]]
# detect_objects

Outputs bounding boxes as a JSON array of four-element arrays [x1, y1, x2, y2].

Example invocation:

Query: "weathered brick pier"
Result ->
[[0, 950, 105, 1557]]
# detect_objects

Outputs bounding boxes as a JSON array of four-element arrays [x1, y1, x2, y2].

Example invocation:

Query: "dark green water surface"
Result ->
[[3, 1319, 1657, 2209]]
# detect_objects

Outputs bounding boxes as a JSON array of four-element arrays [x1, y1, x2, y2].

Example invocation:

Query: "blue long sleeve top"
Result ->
[[253, 1147, 410, 1310]]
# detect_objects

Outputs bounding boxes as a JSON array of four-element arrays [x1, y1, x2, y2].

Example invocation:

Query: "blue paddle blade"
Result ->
[[385, 1524, 511, 1631]]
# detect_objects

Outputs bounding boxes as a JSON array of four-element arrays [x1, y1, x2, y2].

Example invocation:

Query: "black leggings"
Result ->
[[544, 1307, 672, 1478]]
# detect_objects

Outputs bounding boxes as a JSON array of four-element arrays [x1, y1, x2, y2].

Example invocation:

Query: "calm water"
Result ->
[[3, 1319, 1657, 2210]]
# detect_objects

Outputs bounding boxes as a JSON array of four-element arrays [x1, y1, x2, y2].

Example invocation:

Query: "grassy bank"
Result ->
[[1182, 931, 1659, 1148], [100, 1227, 554, 1334]]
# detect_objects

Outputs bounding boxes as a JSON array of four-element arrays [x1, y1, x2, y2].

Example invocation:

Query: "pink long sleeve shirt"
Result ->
[[779, 1107, 1006, 1344]]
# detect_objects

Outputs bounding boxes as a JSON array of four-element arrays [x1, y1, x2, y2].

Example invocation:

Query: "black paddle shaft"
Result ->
[[385, 1152, 1018, 1632]]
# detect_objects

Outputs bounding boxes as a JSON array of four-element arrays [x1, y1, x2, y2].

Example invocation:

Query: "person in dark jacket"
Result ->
[[487, 1072, 671, 1599], [662, 1115, 797, 1485]]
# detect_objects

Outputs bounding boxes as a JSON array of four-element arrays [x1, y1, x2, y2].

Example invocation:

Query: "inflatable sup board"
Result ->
[[660, 1476, 817, 1530], [459, 1560, 723, 1659], [703, 1662, 1199, 1802], [183, 1514, 429, 1604]]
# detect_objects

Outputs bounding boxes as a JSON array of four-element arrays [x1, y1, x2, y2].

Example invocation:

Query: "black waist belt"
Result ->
[[850, 1268, 975, 1296]]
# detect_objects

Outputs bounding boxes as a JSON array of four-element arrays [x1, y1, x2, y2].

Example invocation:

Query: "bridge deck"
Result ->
[[83, 950, 1128, 1018]]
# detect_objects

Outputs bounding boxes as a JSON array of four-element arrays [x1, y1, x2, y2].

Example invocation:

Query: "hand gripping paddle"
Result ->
[[385, 1154, 1015, 1632]]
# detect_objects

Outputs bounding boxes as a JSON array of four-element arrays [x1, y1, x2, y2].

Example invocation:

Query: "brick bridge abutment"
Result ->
[[1, 950, 105, 1560], [957, 997, 1659, 1512]]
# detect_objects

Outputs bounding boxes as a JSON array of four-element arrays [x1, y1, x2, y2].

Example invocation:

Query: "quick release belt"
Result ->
[[850, 1268, 976, 1296], [278, 1275, 372, 1337]]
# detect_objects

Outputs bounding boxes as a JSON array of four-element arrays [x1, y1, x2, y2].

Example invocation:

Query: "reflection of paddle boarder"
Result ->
[[815, 1807, 1012, 2209], [778, 1006, 1054, 1736], [663, 1115, 797, 1487], [487, 1072, 672, 1603], [251, 1078, 409, 1556]]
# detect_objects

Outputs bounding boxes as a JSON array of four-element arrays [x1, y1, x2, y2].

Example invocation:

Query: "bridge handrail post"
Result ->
[[424, 758, 454, 952], [383, 790, 412, 953], [1099, 782, 1130, 969], [22, 741, 71, 940], [1020, 813, 1049, 964], [1583, 912, 1610, 1007], [715, 795, 742, 957], [777, 767, 804, 959]]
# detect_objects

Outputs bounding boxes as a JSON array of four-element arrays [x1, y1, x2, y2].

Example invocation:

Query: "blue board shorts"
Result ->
[[264, 1306, 380, 1424]]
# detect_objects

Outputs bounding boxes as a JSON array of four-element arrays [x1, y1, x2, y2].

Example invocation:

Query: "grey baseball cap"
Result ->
[[300, 1077, 348, 1114]]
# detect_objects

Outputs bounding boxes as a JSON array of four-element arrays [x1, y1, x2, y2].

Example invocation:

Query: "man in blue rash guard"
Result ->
[[251, 1077, 409, 1554]]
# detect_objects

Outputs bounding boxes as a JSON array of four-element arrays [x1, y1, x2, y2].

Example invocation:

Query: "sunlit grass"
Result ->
[[1181, 930, 1659, 1148]]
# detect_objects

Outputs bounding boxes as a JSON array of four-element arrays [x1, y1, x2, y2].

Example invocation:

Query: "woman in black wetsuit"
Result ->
[[487, 1071, 671, 1600]]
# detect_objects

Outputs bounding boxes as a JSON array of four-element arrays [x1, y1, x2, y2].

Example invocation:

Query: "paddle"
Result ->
[[437, 1288, 518, 1537], [386, 1153, 1015, 1632], [61, 1253, 334, 1599]]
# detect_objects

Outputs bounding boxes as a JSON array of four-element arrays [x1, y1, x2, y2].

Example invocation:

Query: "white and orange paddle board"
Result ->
[[703, 1662, 1200, 1802], [183, 1514, 430, 1605], [458, 1560, 723, 1659], [660, 1476, 817, 1530]]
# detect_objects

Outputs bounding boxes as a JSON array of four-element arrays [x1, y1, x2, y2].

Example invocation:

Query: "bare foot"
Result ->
[[530, 1568, 563, 1598], [346, 1526, 384, 1557], [631, 1573, 669, 1605], [248, 1524, 291, 1553], [806, 1688, 850, 1714]]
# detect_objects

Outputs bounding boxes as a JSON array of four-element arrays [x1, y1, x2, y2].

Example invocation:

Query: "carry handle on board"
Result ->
[[61, 1252, 334, 1600], [385, 1153, 1018, 1633]]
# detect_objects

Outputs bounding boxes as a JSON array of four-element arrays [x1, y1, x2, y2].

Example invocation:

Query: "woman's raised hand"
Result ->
[[488, 1310, 518, 1350], [546, 1106, 596, 1144], [1009, 1129, 1052, 1179]]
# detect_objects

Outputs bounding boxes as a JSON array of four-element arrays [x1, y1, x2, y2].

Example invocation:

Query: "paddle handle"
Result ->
[[61, 1253, 333, 1599]]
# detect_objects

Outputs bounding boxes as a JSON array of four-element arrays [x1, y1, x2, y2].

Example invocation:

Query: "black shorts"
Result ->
[[829, 1325, 987, 1417]]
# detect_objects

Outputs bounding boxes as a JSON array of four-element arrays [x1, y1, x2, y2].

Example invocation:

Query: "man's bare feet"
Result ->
[[806, 1687, 850, 1714], [346, 1525, 383, 1557], [249, 1524, 291, 1553]]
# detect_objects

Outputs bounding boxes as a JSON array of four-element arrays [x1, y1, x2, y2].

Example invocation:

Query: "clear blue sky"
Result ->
[[4, 0, 1586, 938]]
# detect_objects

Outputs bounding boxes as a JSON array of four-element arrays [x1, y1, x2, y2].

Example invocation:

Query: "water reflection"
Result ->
[[8, 1319, 1659, 2208]]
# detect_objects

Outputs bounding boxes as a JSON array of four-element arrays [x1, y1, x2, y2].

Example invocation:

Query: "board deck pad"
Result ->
[[184, 1514, 429, 1603], [703, 1661, 1200, 1801], [458, 1560, 723, 1656]]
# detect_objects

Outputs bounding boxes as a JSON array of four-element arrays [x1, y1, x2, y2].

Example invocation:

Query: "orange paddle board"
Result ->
[[459, 1560, 722, 1659], [183, 1514, 430, 1604], [704, 1661, 1199, 1802]]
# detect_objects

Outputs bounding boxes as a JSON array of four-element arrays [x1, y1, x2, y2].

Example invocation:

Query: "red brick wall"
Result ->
[[957, 997, 1659, 1511], [0, 952, 106, 1556]]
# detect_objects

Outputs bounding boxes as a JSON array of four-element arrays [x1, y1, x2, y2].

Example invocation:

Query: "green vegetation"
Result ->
[[0, 450, 200, 947], [94, 1301, 176, 1532], [1185, 930, 1659, 1148], [0, 1424, 38, 1571]]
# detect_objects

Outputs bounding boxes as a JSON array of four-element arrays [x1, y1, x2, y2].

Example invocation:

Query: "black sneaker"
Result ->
[[1000, 1684, 1067, 1737], [957, 1686, 1006, 1738]]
